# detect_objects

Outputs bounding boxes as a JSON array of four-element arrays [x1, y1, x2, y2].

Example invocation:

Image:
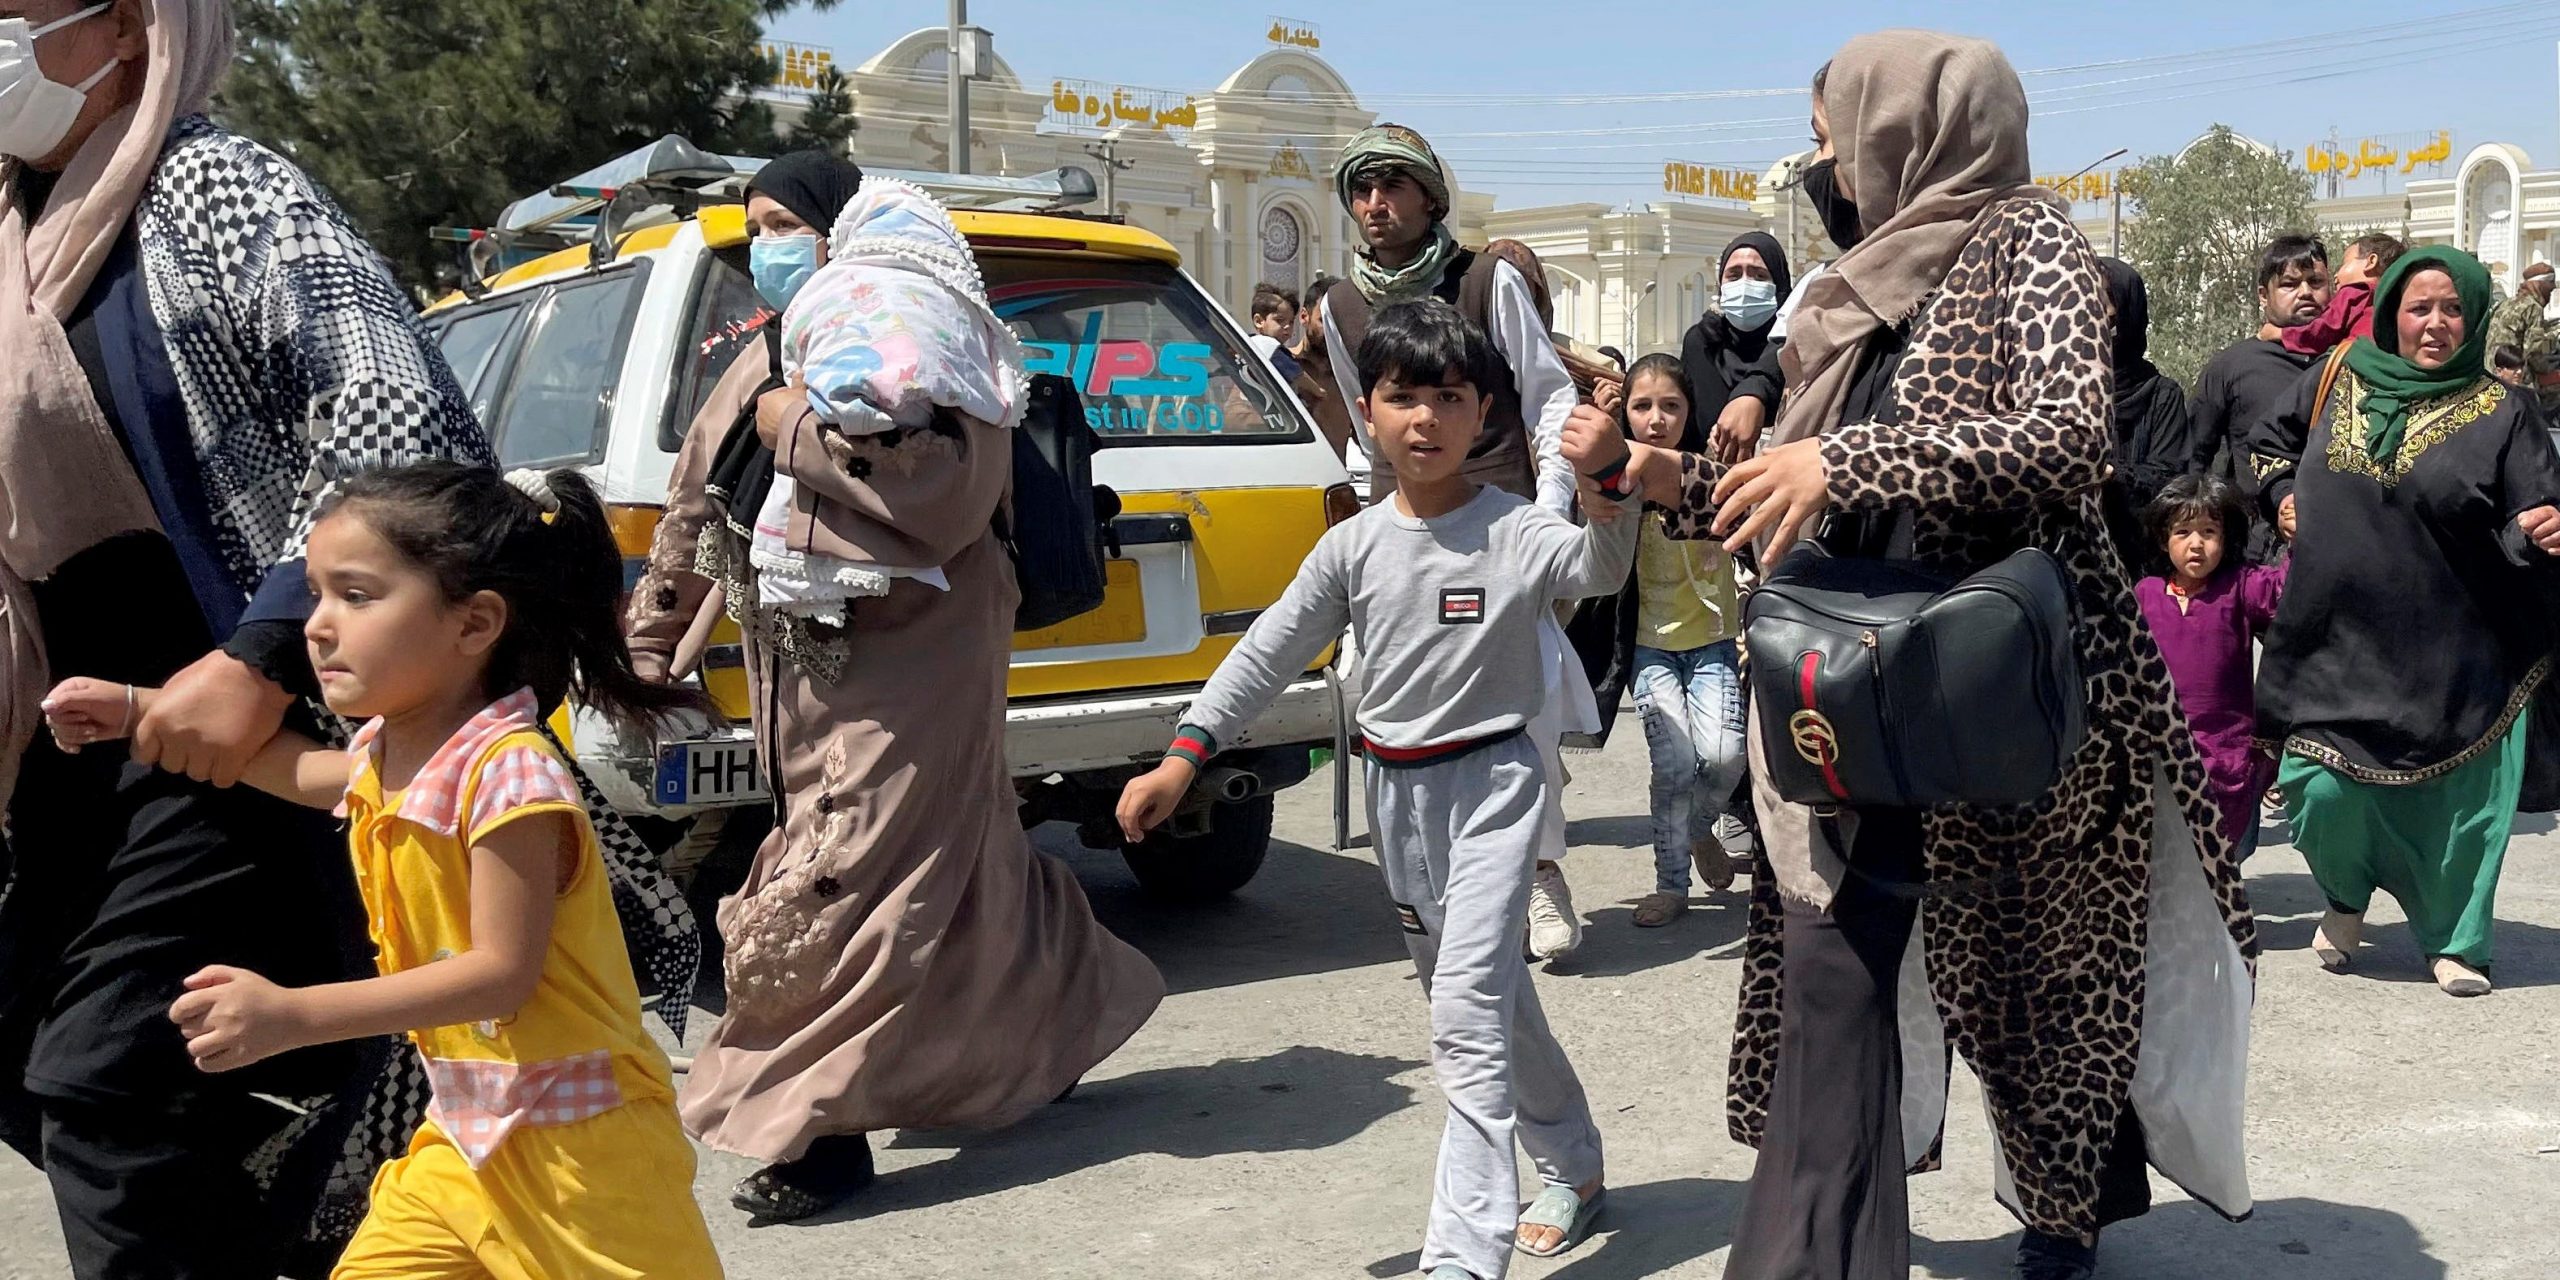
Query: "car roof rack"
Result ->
[[443, 139, 1103, 291]]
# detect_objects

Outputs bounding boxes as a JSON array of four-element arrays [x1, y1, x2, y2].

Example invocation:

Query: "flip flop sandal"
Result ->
[[1633, 892, 1686, 928], [1515, 1184, 1606, 1258]]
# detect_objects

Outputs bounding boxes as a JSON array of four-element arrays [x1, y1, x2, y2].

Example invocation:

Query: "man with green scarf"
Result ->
[[1317, 123, 1599, 962]]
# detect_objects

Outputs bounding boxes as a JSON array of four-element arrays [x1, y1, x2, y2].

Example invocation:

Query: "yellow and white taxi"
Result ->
[[420, 138, 1351, 899]]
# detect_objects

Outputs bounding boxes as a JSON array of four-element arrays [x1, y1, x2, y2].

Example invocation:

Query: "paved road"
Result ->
[[7, 724, 2558, 1278]]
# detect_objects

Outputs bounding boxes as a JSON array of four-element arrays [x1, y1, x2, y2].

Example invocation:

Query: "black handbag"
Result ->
[[1742, 543, 2085, 809]]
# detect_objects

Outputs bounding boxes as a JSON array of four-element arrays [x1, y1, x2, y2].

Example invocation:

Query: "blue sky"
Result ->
[[767, 1, 2560, 211]]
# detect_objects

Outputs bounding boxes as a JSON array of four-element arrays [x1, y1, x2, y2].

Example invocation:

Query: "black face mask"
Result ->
[[1800, 158, 1865, 251]]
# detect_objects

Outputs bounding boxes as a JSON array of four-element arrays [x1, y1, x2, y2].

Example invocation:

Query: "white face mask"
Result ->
[[1719, 276, 1778, 331], [0, 3, 117, 163]]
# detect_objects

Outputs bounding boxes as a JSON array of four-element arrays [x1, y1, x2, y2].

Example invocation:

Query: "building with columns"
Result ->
[[768, 31, 2558, 350]]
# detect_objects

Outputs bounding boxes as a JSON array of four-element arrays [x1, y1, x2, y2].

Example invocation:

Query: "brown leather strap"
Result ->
[[2313, 339, 2353, 417]]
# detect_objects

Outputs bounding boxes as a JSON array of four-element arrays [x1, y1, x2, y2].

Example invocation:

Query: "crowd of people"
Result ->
[[2, 5, 2558, 1280]]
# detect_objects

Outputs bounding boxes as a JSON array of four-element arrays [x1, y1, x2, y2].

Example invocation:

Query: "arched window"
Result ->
[[1260, 205, 1306, 294], [1263, 73, 1316, 103]]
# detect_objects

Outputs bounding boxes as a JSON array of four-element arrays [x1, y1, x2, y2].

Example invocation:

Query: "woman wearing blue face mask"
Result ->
[[1679, 231, 1794, 467], [626, 150, 1163, 1224], [0, 2, 532, 1276]]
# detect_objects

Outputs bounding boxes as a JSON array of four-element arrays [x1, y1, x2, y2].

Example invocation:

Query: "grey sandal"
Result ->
[[1515, 1183, 1606, 1258], [1427, 1268, 1479, 1280]]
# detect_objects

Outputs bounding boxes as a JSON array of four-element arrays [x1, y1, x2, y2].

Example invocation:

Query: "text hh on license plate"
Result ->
[[655, 740, 769, 806]]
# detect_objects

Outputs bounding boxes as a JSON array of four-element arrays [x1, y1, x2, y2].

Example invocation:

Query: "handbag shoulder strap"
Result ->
[[2313, 339, 2353, 417]]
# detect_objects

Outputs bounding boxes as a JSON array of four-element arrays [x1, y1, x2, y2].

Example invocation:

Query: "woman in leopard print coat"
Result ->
[[1585, 32, 2258, 1280]]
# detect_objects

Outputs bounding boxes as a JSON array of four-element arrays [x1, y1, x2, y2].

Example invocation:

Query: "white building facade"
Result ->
[[772, 34, 2559, 349]]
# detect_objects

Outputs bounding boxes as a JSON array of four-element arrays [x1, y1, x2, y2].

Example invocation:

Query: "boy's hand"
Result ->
[[1116, 759, 1198, 844], [1560, 403, 1629, 475], [2278, 493, 2299, 541], [41, 678, 155, 753], [169, 966, 307, 1073], [1576, 476, 1631, 523]]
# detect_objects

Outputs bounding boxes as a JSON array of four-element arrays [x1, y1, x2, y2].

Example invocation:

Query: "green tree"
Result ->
[[2120, 125, 2319, 387], [789, 64, 859, 158], [222, 0, 839, 290]]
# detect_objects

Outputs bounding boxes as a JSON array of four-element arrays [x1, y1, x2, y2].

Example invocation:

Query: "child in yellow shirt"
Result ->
[[46, 463, 723, 1279]]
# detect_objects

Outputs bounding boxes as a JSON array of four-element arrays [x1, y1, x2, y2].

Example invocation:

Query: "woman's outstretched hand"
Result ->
[[1710, 437, 1830, 561], [2518, 505, 2560, 555]]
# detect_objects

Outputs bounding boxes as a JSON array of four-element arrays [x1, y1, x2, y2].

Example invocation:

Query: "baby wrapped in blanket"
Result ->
[[753, 177, 1027, 623]]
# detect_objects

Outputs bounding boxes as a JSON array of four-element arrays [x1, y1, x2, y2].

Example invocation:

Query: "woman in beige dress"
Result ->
[[626, 151, 1162, 1220]]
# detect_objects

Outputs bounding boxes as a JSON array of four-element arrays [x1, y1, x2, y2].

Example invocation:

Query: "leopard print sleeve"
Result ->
[[1821, 199, 2112, 514], [1647, 449, 1730, 540]]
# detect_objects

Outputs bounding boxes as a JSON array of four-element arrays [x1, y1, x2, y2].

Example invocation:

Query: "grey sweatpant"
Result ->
[[1369, 736, 1605, 1279]]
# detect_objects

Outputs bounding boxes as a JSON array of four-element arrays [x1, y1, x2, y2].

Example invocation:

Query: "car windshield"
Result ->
[[980, 254, 1308, 445]]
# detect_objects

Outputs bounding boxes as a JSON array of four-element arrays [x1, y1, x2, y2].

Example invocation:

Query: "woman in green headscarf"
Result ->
[[2249, 244, 2560, 997]]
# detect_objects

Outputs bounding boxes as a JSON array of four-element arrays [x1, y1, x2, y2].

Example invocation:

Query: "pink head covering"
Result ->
[[0, 0, 236, 811]]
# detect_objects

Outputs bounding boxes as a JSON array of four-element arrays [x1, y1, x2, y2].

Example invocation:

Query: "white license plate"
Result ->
[[654, 739, 768, 806]]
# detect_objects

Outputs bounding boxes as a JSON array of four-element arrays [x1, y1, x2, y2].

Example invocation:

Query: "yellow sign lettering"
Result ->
[[1662, 162, 1755, 203]]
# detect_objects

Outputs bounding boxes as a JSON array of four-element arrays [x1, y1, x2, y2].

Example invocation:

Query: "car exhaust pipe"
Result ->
[[1201, 766, 1261, 804]]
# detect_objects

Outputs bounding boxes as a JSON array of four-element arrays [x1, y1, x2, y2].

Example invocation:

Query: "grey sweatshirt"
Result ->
[[1179, 484, 1638, 755]]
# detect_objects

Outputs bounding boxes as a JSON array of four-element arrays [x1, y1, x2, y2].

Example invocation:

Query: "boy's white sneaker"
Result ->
[[1527, 863, 1582, 960]]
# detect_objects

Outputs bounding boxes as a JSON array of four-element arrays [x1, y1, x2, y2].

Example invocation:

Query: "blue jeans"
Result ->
[[1631, 641, 1747, 893]]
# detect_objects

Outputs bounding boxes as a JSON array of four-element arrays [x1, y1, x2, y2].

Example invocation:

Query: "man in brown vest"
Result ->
[[1319, 123, 1598, 961]]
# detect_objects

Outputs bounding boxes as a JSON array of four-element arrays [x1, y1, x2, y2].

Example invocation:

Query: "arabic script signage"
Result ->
[[1267, 17, 1322, 50], [1663, 162, 1758, 203], [1042, 79, 1200, 140], [759, 41, 835, 94], [2306, 131, 2452, 180]]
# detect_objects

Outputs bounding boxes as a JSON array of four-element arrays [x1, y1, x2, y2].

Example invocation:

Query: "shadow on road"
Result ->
[[1362, 1176, 1753, 1279], [1564, 813, 1653, 851], [1059, 835, 1417, 996], [1916, 1195, 2445, 1279], [770, 1044, 1424, 1226], [2248, 870, 2560, 990], [1547, 895, 1752, 980]]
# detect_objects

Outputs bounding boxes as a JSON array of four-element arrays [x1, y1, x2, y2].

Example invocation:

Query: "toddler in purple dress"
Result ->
[[2134, 474, 2289, 857]]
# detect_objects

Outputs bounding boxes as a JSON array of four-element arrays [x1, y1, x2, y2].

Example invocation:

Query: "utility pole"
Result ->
[[2109, 181, 2123, 259], [946, 0, 970, 174], [1084, 136, 1136, 215]]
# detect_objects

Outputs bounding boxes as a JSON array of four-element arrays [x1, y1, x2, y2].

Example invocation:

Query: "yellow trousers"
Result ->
[[332, 1099, 723, 1279]]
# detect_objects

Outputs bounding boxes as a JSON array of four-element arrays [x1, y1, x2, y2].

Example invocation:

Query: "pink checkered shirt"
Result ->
[[424, 1049, 626, 1168], [338, 688, 579, 838]]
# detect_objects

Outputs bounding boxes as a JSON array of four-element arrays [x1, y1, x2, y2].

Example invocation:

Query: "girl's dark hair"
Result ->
[[2142, 472, 2249, 555], [1620, 352, 1706, 452], [318, 461, 711, 730]]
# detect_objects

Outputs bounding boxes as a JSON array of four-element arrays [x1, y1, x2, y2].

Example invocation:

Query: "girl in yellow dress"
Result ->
[[44, 462, 723, 1279]]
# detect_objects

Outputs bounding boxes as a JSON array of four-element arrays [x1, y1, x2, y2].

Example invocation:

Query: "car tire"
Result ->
[[1120, 795, 1275, 901]]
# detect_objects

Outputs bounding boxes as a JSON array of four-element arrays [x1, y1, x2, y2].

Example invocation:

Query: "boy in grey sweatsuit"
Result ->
[[1119, 299, 1639, 1280]]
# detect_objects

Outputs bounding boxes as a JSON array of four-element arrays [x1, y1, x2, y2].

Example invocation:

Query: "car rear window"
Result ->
[[981, 255, 1309, 445]]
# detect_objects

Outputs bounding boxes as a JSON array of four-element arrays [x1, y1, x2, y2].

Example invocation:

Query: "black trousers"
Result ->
[[0, 537, 371, 1279], [1723, 810, 2150, 1280]]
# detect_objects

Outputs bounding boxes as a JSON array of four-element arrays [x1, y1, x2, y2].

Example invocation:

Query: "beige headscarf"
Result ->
[[1756, 31, 2065, 911], [1771, 30, 2058, 454], [0, 0, 233, 809]]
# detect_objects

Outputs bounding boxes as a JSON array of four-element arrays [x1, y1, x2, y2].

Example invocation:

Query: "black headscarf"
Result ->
[[708, 150, 867, 528], [1681, 231, 1795, 426], [746, 149, 866, 239], [2098, 256, 2163, 427]]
